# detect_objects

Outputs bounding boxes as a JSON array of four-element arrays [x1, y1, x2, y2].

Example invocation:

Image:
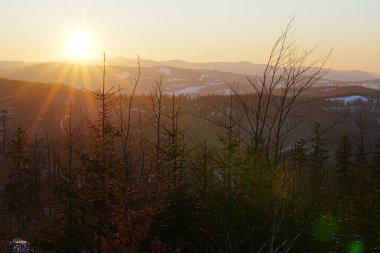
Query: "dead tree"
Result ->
[[224, 18, 330, 252], [149, 78, 165, 175], [230, 18, 330, 171], [0, 108, 11, 178], [116, 56, 141, 187]]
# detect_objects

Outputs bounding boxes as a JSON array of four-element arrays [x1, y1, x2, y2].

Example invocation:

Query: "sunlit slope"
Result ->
[[0, 62, 380, 95], [2, 78, 380, 144]]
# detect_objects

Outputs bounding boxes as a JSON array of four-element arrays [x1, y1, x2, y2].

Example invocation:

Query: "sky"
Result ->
[[0, 0, 379, 73]]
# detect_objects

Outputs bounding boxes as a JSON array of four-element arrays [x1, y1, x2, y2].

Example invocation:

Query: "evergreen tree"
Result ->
[[334, 135, 352, 217], [0, 108, 11, 179], [352, 110, 370, 213], [354, 109, 368, 172], [163, 95, 186, 185], [52, 104, 89, 253], [191, 140, 213, 204], [292, 138, 308, 191], [309, 122, 329, 210], [371, 138, 380, 207], [334, 135, 352, 195], [5, 127, 29, 235], [82, 53, 122, 251], [373, 139, 380, 169]]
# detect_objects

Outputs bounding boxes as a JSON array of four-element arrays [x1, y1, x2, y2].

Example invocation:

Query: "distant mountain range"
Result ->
[[103, 57, 380, 82], [0, 58, 379, 95], [1, 78, 380, 146]]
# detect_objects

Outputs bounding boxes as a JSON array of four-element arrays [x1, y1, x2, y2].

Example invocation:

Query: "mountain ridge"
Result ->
[[1, 57, 379, 82]]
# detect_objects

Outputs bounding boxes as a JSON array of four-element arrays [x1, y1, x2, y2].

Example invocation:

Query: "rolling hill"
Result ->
[[0, 60, 380, 96]]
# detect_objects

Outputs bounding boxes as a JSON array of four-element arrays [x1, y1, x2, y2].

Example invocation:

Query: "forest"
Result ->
[[0, 23, 379, 253]]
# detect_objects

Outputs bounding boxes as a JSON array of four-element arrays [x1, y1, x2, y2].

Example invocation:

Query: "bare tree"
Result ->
[[116, 56, 141, 187], [217, 18, 331, 252], [230, 18, 330, 170], [149, 78, 165, 175], [0, 108, 11, 178]]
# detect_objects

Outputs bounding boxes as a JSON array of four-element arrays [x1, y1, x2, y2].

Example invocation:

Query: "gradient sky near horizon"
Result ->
[[0, 0, 379, 73]]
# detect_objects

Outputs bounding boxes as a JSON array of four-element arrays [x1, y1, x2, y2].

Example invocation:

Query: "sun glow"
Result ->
[[67, 32, 93, 60]]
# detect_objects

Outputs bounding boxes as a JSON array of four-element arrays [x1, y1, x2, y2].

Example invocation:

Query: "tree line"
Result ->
[[0, 21, 379, 252]]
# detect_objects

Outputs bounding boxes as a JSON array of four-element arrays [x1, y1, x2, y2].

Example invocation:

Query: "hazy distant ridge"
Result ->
[[104, 57, 380, 82], [1, 57, 379, 82]]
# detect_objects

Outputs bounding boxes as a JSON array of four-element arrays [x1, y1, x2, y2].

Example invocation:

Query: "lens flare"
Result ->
[[67, 32, 93, 60], [347, 241, 364, 253], [313, 214, 339, 241]]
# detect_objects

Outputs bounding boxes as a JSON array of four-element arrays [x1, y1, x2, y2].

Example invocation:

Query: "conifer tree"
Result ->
[[292, 138, 307, 191], [352, 110, 370, 211], [82, 53, 121, 251], [334, 135, 352, 216], [164, 95, 186, 184], [0, 108, 11, 178], [309, 122, 329, 210], [191, 140, 213, 204], [334, 135, 352, 194], [53, 104, 88, 252], [6, 127, 29, 235], [371, 138, 380, 207]]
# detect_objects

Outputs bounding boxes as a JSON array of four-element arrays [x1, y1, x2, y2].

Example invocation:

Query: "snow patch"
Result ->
[[158, 67, 171, 76], [165, 86, 204, 95], [322, 87, 336, 92], [217, 89, 233, 95], [322, 106, 356, 111], [199, 74, 209, 81], [327, 95, 368, 104], [60, 115, 71, 130], [116, 72, 130, 79], [205, 81, 224, 86], [318, 80, 333, 84], [315, 82, 335, 87], [166, 77, 188, 82], [360, 82, 380, 90]]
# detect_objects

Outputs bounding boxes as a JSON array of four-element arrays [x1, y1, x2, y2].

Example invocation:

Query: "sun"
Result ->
[[67, 32, 93, 60]]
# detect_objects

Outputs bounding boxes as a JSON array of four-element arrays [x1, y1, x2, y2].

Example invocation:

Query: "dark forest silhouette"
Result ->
[[0, 20, 379, 253]]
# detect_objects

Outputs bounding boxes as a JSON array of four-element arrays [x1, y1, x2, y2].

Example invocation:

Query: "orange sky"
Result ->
[[0, 0, 379, 73]]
